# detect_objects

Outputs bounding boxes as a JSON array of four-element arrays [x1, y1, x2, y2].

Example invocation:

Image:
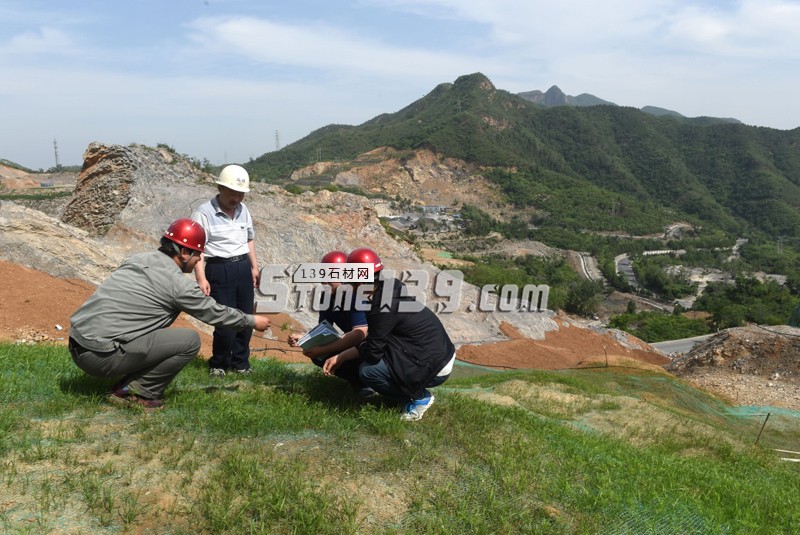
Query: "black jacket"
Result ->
[[356, 277, 455, 398]]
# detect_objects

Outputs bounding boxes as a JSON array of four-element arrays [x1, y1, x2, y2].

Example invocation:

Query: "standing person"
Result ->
[[192, 164, 259, 376], [323, 248, 456, 421], [287, 250, 372, 395], [68, 219, 271, 411]]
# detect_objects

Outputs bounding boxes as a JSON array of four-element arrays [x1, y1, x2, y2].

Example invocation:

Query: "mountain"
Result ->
[[248, 73, 800, 241], [518, 86, 741, 125], [517, 85, 616, 107], [639, 105, 685, 118]]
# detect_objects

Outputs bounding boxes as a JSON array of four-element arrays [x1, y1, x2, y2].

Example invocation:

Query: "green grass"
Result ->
[[1, 342, 798, 533]]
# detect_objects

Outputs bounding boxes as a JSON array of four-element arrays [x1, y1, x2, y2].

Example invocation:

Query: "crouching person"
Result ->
[[323, 248, 455, 421], [68, 218, 270, 411], [288, 250, 372, 395]]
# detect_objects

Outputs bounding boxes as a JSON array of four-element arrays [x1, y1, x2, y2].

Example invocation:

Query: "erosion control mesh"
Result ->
[[606, 502, 730, 534]]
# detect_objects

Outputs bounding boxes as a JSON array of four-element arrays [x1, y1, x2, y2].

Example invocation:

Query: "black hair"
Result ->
[[158, 236, 181, 258]]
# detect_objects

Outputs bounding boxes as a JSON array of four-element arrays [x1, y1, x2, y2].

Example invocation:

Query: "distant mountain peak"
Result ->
[[517, 85, 741, 124], [517, 86, 615, 108]]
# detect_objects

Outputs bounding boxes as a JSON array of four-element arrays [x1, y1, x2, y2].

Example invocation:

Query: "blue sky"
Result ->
[[2, 0, 799, 170]]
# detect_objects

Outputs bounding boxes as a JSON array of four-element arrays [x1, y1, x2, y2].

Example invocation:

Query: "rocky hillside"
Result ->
[[665, 325, 800, 409], [291, 147, 506, 216], [2, 142, 573, 347]]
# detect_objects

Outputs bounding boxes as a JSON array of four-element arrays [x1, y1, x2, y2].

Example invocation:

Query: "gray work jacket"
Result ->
[[69, 251, 254, 352]]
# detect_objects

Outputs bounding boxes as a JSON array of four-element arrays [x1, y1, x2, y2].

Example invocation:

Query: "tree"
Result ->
[[564, 280, 604, 317]]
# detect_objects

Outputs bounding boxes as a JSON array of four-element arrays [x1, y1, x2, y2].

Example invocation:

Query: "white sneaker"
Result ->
[[209, 368, 226, 377], [401, 394, 435, 421]]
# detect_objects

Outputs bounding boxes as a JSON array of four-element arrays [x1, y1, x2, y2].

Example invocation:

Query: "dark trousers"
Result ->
[[359, 359, 449, 402], [69, 328, 200, 399], [206, 259, 254, 371]]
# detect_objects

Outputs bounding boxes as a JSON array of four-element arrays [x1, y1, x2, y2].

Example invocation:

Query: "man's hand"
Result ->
[[322, 355, 340, 376], [287, 333, 302, 347], [197, 279, 211, 296], [253, 315, 271, 332]]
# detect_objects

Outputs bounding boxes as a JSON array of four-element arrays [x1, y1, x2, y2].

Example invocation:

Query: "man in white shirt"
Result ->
[[192, 165, 260, 377]]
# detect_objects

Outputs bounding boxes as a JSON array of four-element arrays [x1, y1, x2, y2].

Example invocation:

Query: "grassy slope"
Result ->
[[1, 343, 798, 533]]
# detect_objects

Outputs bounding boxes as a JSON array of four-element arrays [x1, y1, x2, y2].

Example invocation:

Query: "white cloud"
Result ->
[[1, 26, 77, 57], [185, 16, 482, 78]]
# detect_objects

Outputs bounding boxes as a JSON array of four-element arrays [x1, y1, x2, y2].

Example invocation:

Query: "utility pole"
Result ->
[[53, 138, 60, 170], [275, 130, 280, 151]]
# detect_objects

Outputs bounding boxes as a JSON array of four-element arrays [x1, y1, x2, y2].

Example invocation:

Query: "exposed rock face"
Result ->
[[292, 147, 503, 210], [0, 202, 122, 284], [62, 143, 137, 235], [62, 143, 207, 237]]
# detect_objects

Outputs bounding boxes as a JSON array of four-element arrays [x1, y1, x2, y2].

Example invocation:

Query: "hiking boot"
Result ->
[[401, 394, 435, 421], [233, 368, 253, 375], [108, 391, 164, 412], [209, 368, 227, 377]]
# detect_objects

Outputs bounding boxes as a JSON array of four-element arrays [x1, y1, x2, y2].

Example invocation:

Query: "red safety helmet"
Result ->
[[321, 250, 347, 263], [346, 247, 383, 272], [163, 218, 206, 253]]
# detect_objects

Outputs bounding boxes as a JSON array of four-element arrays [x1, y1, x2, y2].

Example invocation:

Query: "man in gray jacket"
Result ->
[[68, 218, 270, 411]]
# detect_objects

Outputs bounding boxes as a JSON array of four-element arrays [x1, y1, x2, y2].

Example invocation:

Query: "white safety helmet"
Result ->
[[216, 164, 250, 193]]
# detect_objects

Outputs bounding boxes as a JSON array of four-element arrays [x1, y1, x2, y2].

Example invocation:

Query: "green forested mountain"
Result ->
[[247, 73, 800, 239]]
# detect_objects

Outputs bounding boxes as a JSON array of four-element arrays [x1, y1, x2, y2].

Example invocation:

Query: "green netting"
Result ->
[[606, 502, 730, 535]]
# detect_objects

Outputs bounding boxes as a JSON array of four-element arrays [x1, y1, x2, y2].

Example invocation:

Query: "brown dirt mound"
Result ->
[[457, 320, 670, 370], [665, 325, 800, 410]]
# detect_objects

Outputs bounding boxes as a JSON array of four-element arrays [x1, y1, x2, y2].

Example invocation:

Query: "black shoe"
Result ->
[[357, 387, 380, 400]]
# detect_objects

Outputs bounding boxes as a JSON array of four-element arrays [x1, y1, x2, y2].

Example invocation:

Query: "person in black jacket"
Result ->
[[323, 248, 455, 421]]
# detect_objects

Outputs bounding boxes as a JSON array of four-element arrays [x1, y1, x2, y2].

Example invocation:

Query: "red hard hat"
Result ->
[[346, 247, 383, 272], [163, 218, 206, 253], [321, 250, 347, 263]]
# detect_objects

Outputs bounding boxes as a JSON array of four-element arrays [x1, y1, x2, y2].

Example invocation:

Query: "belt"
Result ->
[[205, 254, 247, 264]]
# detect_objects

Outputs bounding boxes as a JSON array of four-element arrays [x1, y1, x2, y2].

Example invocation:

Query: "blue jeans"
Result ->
[[358, 359, 449, 402]]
